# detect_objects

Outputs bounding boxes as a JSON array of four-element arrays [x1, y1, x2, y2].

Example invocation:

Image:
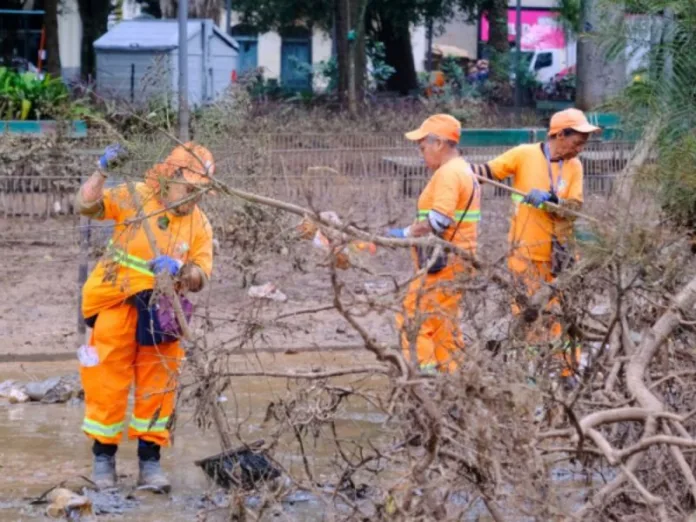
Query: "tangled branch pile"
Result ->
[[162, 151, 696, 522]]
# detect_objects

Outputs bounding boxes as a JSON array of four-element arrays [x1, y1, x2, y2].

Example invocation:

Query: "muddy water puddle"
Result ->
[[0, 358, 387, 521]]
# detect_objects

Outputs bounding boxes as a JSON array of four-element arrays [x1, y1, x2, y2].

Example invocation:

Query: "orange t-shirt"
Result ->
[[416, 156, 480, 260], [81, 182, 214, 319], [487, 143, 583, 261]]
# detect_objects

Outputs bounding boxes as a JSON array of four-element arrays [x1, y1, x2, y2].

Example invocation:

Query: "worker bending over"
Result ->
[[389, 114, 480, 373], [76, 142, 215, 492], [471, 108, 599, 380]]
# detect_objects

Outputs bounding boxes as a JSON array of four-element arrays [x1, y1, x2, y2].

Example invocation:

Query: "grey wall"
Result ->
[[210, 36, 238, 98], [96, 51, 173, 104]]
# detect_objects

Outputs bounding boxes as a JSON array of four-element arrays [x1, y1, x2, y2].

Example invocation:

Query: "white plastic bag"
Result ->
[[77, 345, 99, 367]]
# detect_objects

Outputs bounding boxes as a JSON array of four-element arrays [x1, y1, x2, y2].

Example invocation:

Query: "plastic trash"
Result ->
[[77, 345, 99, 368], [297, 211, 377, 270], [248, 283, 287, 303], [8, 388, 30, 404], [45, 488, 93, 518]]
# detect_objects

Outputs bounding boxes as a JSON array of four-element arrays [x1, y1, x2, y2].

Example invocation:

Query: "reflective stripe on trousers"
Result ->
[[82, 418, 125, 438], [129, 415, 170, 433]]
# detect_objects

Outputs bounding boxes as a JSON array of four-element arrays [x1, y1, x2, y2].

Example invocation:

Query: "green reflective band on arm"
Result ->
[[129, 415, 170, 433], [417, 209, 481, 223], [106, 240, 154, 276], [454, 209, 481, 222], [82, 418, 125, 438], [511, 194, 524, 203]]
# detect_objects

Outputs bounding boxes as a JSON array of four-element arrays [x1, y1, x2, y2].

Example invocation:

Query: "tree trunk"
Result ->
[[348, 0, 366, 115], [44, 0, 62, 77], [77, 0, 110, 80], [487, 0, 508, 55], [576, 0, 626, 110], [486, 0, 509, 82], [335, 0, 349, 106], [378, 17, 417, 95]]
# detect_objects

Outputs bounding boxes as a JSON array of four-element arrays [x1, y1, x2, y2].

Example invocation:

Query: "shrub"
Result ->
[[0, 68, 71, 120]]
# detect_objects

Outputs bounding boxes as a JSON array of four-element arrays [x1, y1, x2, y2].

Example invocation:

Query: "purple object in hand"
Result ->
[[155, 294, 194, 342]]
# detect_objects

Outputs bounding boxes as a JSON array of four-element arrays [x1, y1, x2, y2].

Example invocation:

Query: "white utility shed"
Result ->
[[94, 19, 239, 106]]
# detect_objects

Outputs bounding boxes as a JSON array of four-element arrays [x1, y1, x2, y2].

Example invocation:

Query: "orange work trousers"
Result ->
[[395, 264, 464, 373], [509, 255, 579, 378], [81, 303, 182, 446]]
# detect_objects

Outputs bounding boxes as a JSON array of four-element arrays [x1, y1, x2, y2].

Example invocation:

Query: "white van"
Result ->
[[514, 42, 577, 83]]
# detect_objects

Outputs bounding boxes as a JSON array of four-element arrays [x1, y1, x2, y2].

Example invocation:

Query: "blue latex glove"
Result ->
[[522, 189, 555, 208], [387, 227, 411, 238], [150, 255, 183, 276], [99, 143, 126, 170]]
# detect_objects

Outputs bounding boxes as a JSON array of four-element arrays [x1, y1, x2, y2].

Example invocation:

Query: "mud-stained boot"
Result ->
[[91, 447, 118, 490], [137, 440, 171, 494], [137, 460, 171, 493]]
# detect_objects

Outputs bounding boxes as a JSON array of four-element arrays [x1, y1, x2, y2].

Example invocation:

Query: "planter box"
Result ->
[[0, 120, 87, 138]]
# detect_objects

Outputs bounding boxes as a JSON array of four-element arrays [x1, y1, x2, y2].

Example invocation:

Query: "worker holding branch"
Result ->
[[76, 142, 215, 492], [388, 114, 480, 373], [470, 108, 600, 382]]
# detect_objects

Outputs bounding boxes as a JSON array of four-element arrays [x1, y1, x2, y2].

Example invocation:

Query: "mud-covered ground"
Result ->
[[0, 195, 514, 360], [0, 192, 608, 520], [0, 355, 388, 522]]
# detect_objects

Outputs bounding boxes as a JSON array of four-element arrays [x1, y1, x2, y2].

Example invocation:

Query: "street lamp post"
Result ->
[[178, 0, 189, 141]]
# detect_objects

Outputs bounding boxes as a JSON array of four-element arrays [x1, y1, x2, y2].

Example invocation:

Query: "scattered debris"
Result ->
[[195, 441, 281, 490], [248, 283, 288, 303], [0, 374, 83, 405], [8, 388, 30, 404], [296, 211, 377, 270], [363, 280, 390, 296], [45, 488, 92, 519], [0, 379, 19, 399], [82, 488, 140, 515], [25, 377, 61, 401]]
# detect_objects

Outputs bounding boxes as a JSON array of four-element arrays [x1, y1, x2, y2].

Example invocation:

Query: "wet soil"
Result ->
[[0, 356, 388, 521]]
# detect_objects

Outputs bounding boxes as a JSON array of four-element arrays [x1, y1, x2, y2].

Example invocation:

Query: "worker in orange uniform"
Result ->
[[75, 142, 215, 492], [470, 109, 600, 382], [389, 114, 480, 374]]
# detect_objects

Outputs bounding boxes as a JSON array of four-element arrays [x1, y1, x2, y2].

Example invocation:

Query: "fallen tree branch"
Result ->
[[214, 366, 390, 379]]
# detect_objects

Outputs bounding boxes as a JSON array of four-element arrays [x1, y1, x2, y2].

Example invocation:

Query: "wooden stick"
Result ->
[[473, 173, 599, 223], [124, 180, 232, 451]]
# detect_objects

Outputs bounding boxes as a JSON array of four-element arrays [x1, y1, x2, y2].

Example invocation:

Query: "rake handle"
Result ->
[[473, 173, 598, 223], [125, 181, 232, 451]]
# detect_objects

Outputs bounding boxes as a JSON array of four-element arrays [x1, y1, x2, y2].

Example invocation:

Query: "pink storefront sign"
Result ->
[[481, 9, 566, 50]]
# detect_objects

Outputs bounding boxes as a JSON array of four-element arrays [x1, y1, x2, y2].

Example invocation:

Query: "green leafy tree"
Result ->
[[233, 0, 511, 100], [601, 0, 696, 225]]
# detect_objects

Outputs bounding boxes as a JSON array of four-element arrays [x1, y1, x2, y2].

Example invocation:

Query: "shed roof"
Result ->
[[94, 19, 238, 52]]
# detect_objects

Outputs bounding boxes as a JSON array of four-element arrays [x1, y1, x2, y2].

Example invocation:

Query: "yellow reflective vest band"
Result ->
[[416, 209, 481, 223], [106, 240, 154, 276]]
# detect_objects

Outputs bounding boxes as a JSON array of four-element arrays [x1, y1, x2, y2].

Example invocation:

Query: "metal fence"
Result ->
[[0, 133, 633, 221]]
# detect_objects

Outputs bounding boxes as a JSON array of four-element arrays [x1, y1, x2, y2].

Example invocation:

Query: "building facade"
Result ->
[[56, 0, 565, 86]]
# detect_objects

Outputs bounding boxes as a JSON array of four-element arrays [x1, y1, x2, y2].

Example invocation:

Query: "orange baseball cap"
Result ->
[[549, 108, 601, 136], [405, 114, 461, 143]]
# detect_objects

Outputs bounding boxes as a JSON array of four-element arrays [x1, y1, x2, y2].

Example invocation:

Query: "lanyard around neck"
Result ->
[[542, 142, 563, 195]]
